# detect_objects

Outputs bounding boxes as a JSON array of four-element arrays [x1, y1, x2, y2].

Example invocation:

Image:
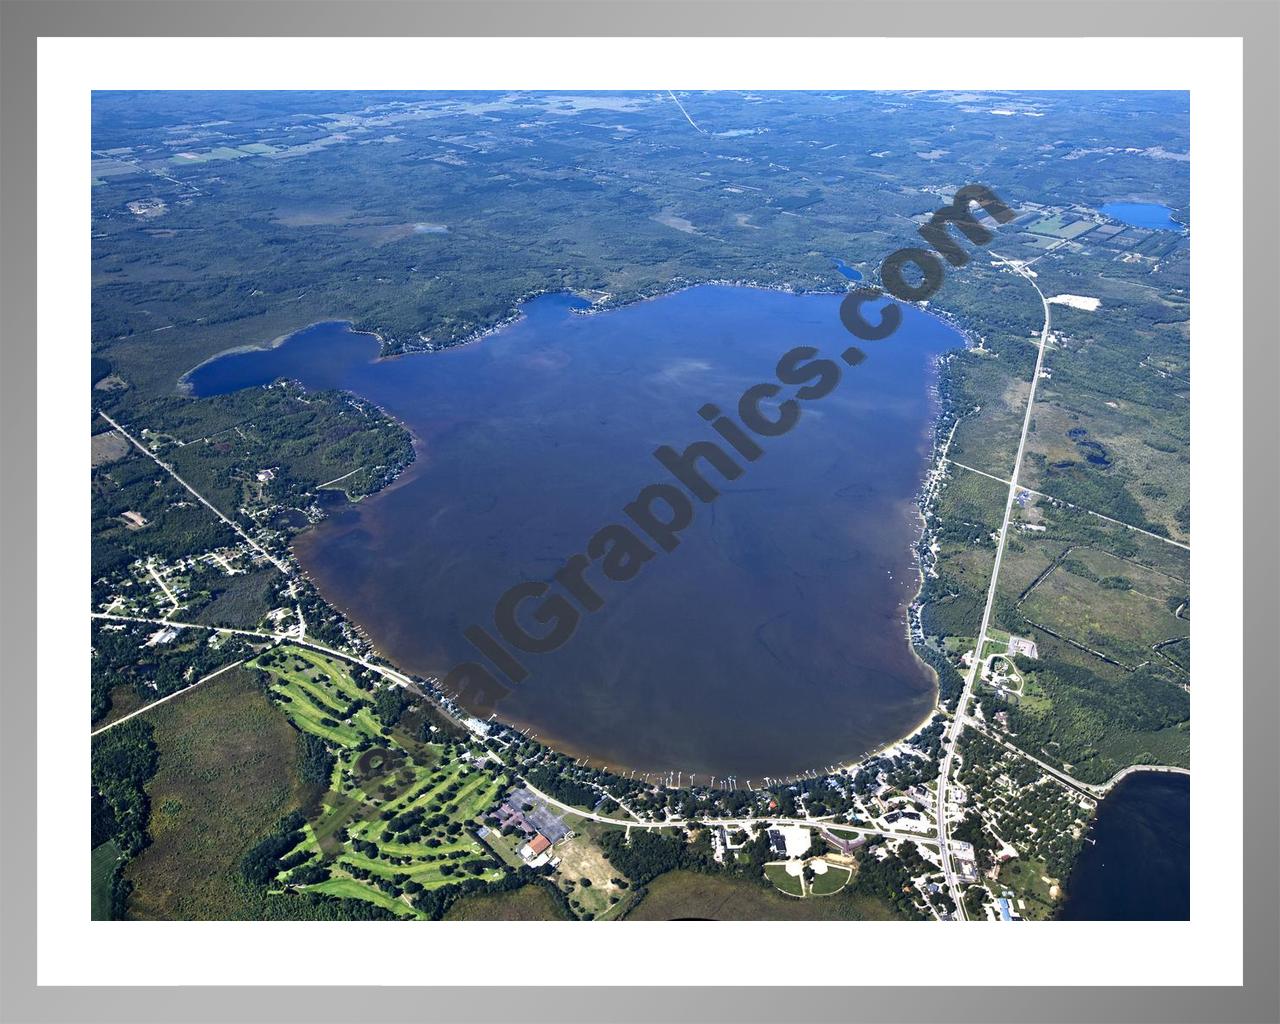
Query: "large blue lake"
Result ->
[[187, 286, 962, 780]]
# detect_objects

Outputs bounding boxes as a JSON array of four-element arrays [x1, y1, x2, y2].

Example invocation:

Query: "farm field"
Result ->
[[1026, 213, 1096, 240]]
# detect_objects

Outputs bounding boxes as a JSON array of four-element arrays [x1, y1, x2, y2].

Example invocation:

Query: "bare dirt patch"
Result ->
[[553, 833, 622, 918], [91, 431, 131, 467]]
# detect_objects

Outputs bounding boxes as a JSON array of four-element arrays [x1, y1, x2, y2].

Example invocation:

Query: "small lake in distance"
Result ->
[[1098, 202, 1184, 231], [832, 258, 863, 281], [186, 285, 965, 780]]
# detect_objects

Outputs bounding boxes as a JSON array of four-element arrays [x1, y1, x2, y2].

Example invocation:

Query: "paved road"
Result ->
[[935, 253, 1053, 919], [97, 410, 292, 575], [946, 459, 1190, 552], [1099, 762, 1190, 791], [518, 778, 934, 841], [667, 90, 706, 133], [90, 659, 244, 736], [89, 612, 467, 729], [93, 611, 938, 845], [968, 719, 1188, 800], [144, 558, 180, 613]]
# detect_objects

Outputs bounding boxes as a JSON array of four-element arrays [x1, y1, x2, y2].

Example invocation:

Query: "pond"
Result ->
[[832, 258, 863, 281]]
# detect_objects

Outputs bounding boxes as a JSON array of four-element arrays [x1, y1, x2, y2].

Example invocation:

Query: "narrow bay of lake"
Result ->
[[186, 285, 963, 780]]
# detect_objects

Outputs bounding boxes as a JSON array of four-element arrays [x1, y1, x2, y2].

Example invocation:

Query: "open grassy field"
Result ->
[[120, 665, 311, 920], [997, 856, 1058, 921], [1018, 548, 1188, 669], [764, 863, 804, 897], [809, 862, 853, 896], [993, 531, 1069, 602], [553, 832, 626, 919], [628, 870, 897, 921]]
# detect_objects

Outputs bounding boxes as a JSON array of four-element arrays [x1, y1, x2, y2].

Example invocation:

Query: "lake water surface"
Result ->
[[1099, 202, 1183, 231], [187, 286, 962, 780], [1060, 772, 1189, 920]]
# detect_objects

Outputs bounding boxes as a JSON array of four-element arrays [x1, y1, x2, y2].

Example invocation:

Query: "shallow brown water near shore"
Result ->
[[187, 285, 962, 780]]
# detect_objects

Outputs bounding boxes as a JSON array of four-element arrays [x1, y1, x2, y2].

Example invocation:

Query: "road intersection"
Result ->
[[935, 253, 1053, 919]]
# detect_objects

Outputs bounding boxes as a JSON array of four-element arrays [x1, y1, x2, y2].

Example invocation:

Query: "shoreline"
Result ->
[[175, 318, 387, 395], [193, 280, 975, 791]]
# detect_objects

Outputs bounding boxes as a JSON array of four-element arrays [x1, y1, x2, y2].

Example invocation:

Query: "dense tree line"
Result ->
[[298, 732, 336, 784], [373, 684, 410, 728], [92, 620, 252, 723], [241, 811, 308, 886], [91, 719, 159, 857], [913, 644, 965, 710], [918, 573, 986, 645], [523, 767, 600, 810], [90, 720, 162, 922], [596, 830, 688, 886], [596, 827, 722, 887]]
